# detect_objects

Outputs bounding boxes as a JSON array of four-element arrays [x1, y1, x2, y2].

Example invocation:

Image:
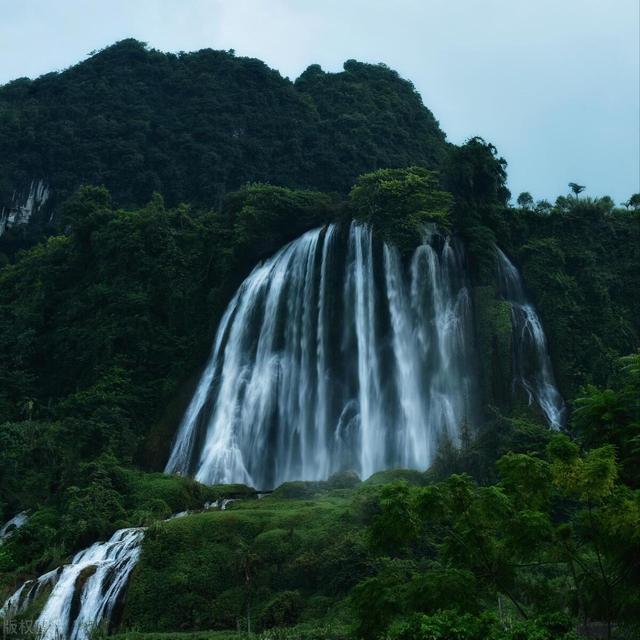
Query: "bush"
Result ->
[[259, 590, 304, 629]]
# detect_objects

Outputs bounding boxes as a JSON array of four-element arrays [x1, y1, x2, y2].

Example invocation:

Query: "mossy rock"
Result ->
[[207, 484, 258, 499], [270, 481, 324, 499], [70, 564, 99, 627], [325, 471, 361, 490], [472, 285, 513, 408], [363, 468, 429, 486]]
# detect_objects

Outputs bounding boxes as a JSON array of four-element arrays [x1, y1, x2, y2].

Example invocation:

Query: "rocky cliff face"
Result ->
[[0, 179, 51, 237]]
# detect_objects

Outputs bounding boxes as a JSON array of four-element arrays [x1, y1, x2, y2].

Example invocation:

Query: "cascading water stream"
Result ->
[[0, 501, 233, 639], [496, 248, 566, 428], [166, 222, 478, 488], [0, 528, 143, 640], [0, 511, 28, 542]]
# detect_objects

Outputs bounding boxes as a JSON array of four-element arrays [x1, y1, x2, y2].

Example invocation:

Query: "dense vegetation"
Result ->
[[502, 198, 640, 398], [0, 39, 447, 255], [0, 42, 638, 640], [115, 358, 639, 640], [0, 183, 333, 510]]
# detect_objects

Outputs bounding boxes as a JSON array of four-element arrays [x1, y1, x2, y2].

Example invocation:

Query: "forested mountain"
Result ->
[[0, 39, 447, 252], [0, 41, 639, 640]]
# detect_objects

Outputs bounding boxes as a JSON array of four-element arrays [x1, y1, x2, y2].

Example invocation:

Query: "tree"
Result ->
[[516, 192, 534, 209], [535, 199, 553, 214], [622, 193, 640, 210], [364, 437, 640, 638], [349, 167, 453, 253], [444, 137, 510, 208], [442, 137, 510, 282], [572, 353, 640, 487], [546, 435, 640, 638], [597, 196, 615, 213], [568, 182, 586, 196]]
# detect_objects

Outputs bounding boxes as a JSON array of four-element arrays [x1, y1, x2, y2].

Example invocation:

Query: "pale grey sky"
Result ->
[[1, 0, 638, 203]]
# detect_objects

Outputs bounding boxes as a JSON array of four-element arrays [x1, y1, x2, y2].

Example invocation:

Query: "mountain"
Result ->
[[0, 39, 447, 249], [0, 41, 639, 640]]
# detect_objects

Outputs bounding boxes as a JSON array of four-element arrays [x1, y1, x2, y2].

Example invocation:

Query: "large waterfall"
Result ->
[[496, 248, 566, 428], [166, 223, 478, 488], [166, 224, 565, 488]]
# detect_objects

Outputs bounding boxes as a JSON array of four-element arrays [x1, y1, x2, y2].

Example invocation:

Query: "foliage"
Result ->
[[568, 183, 586, 196], [571, 353, 640, 487], [259, 590, 304, 629], [121, 493, 368, 633], [355, 435, 640, 639], [223, 183, 333, 270], [294, 60, 449, 194], [503, 198, 639, 397], [348, 167, 452, 252], [443, 137, 510, 281], [0, 41, 638, 640], [0, 40, 448, 256], [516, 192, 533, 209], [108, 625, 350, 640], [0, 455, 219, 591], [386, 611, 580, 640], [1, 176, 638, 639]]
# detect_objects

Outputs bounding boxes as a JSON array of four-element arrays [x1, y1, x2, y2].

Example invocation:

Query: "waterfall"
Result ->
[[0, 569, 60, 622], [496, 248, 566, 428], [0, 511, 28, 542], [1, 528, 143, 640], [0, 501, 240, 639], [166, 223, 477, 488]]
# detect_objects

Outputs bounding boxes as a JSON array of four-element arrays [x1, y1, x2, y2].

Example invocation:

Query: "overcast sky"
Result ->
[[1, 0, 638, 203]]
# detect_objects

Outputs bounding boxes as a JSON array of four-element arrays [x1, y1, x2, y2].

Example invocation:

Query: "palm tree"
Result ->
[[568, 182, 586, 197]]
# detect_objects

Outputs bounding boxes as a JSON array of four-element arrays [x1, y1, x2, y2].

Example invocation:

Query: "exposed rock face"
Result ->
[[0, 180, 50, 236]]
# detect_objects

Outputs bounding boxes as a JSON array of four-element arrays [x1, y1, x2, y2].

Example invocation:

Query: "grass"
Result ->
[[119, 484, 375, 634]]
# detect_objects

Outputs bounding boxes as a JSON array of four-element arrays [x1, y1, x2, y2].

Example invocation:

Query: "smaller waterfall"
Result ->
[[496, 248, 565, 428], [1, 528, 144, 640], [0, 569, 60, 620], [0, 501, 238, 639], [0, 511, 28, 542]]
